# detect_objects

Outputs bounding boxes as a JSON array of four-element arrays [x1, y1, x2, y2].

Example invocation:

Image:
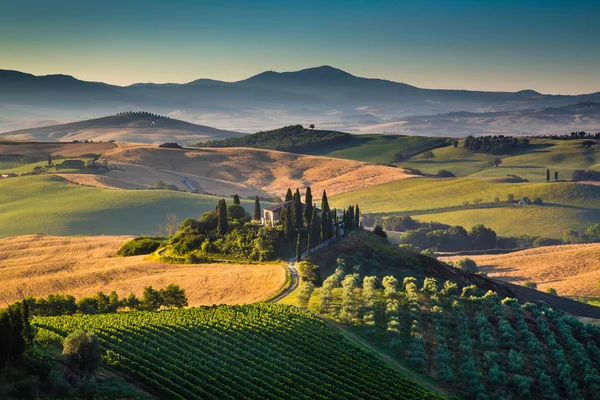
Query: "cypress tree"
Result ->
[[333, 209, 339, 238], [546, 168, 550, 182], [217, 199, 229, 235], [321, 190, 330, 215], [296, 233, 302, 262], [310, 208, 321, 246], [47, 155, 52, 166], [283, 204, 293, 240], [554, 171, 558, 181], [233, 194, 240, 205], [293, 189, 303, 231], [342, 209, 346, 235], [253, 196, 261, 221], [354, 204, 360, 228], [285, 188, 293, 202], [346, 205, 355, 230], [307, 232, 311, 254], [304, 187, 313, 226]]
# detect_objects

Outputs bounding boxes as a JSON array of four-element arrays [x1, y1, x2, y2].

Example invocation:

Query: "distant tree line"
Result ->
[[22, 284, 188, 316], [117, 111, 170, 119], [572, 169, 600, 181], [201, 125, 349, 153], [463, 135, 529, 155], [539, 131, 600, 140], [159, 142, 183, 149]]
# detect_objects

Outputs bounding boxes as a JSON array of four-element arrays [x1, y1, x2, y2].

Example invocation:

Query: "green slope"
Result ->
[[306, 134, 449, 163], [399, 139, 600, 181], [33, 304, 442, 400], [331, 177, 600, 238], [0, 176, 260, 237]]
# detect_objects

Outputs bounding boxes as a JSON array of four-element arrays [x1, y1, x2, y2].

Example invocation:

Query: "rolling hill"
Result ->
[[0, 175, 260, 237], [440, 243, 600, 298], [0, 112, 243, 144], [0, 235, 286, 306], [3, 66, 600, 133]]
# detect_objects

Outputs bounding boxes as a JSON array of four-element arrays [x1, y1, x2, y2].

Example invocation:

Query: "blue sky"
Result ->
[[1, 0, 598, 94]]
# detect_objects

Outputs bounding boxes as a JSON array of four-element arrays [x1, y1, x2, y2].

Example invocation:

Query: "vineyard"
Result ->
[[305, 270, 600, 399], [33, 303, 442, 400]]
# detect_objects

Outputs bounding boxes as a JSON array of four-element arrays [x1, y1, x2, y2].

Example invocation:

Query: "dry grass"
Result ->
[[0, 235, 286, 307], [98, 144, 414, 197], [0, 141, 115, 156], [440, 243, 600, 297]]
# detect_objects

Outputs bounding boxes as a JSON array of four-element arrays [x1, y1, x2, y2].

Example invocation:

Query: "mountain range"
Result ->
[[1, 66, 599, 135]]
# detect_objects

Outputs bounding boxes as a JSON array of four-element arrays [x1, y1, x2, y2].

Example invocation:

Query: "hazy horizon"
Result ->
[[1, 0, 599, 95]]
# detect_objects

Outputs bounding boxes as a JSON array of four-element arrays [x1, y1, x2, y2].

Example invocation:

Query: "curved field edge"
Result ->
[[0, 175, 262, 237], [0, 235, 287, 306], [33, 304, 444, 400]]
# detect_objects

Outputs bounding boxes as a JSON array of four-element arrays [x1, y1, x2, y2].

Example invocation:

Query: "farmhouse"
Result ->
[[263, 201, 321, 225]]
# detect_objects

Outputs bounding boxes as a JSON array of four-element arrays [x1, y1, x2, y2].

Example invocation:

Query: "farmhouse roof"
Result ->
[[264, 200, 321, 213]]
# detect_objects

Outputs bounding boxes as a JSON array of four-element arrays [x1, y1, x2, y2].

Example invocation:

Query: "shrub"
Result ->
[[404, 167, 423, 176], [436, 169, 455, 178], [372, 225, 387, 239], [523, 281, 537, 290], [117, 237, 163, 256], [62, 331, 101, 374], [533, 197, 543, 205], [452, 258, 478, 273], [532, 237, 561, 247], [546, 288, 558, 296]]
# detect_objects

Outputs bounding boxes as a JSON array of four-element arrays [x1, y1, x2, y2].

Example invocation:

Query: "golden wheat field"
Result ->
[[440, 243, 600, 297], [0, 235, 287, 306], [91, 143, 415, 197]]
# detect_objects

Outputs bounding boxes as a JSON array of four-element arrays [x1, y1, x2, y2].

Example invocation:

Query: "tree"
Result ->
[[469, 224, 497, 250], [285, 188, 293, 202], [217, 199, 229, 235], [453, 140, 459, 148], [62, 330, 101, 374], [546, 288, 558, 295], [310, 208, 321, 247], [421, 151, 435, 161], [523, 281, 537, 290], [546, 168, 550, 182], [452, 257, 478, 273], [253, 197, 261, 221], [227, 204, 246, 220], [296, 233, 302, 262], [159, 284, 188, 308], [293, 189, 303, 230], [297, 282, 315, 308], [494, 158, 502, 167], [304, 187, 313, 226], [47, 154, 52, 166], [282, 203, 293, 240], [232, 194, 240, 205], [354, 204, 360, 228], [373, 225, 387, 238], [165, 213, 178, 237], [140, 286, 162, 311]]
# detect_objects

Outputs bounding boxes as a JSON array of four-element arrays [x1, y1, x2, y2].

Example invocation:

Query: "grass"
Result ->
[[306, 135, 448, 164], [414, 205, 600, 238], [0, 158, 91, 175], [331, 177, 600, 214], [0, 175, 261, 236], [399, 139, 600, 181], [0, 234, 287, 306], [439, 243, 600, 298]]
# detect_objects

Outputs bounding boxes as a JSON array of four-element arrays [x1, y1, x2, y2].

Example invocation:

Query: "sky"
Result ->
[[1, 0, 599, 94]]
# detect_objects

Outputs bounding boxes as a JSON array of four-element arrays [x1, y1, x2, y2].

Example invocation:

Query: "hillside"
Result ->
[[0, 175, 261, 236], [97, 143, 415, 197], [440, 243, 600, 297], [33, 304, 442, 400], [3, 66, 600, 134], [0, 235, 286, 306], [355, 102, 600, 136], [202, 124, 449, 163], [0, 112, 243, 144], [331, 178, 600, 238]]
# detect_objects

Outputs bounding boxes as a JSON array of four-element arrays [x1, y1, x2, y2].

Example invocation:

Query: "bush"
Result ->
[[62, 331, 101, 374], [546, 288, 558, 296], [372, 225, 387, 239], [523, 281, 537, 289], [533, 197, 543, 205], [297, 261, 322, 285], [436, 169, 455, 178], [452, 258, 478, 273], [532, 237, 561, 247], [404, 167, 423, 176], [117, 237, 163, 256]]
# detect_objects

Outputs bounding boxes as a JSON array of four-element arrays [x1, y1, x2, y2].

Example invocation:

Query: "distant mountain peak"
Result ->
[[242, 65, 356, 84]]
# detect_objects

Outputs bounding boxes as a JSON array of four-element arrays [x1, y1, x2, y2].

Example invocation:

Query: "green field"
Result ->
[[34, 304, 441, 400], [331, 177, 600, 238], [306, 134, 449, 164], [0, 176, 260, 237], [0, 158, 91, 175], [399, 139, 600, 181]]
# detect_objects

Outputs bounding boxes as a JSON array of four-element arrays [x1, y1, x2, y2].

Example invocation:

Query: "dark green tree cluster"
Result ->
[[463, 135, 529, 154], [0, 301, 29, 368], [24, 285, 187, 317], [572, 169, 600, 181], [201, 125, 349, 153], [399, 222, 497, 251]]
